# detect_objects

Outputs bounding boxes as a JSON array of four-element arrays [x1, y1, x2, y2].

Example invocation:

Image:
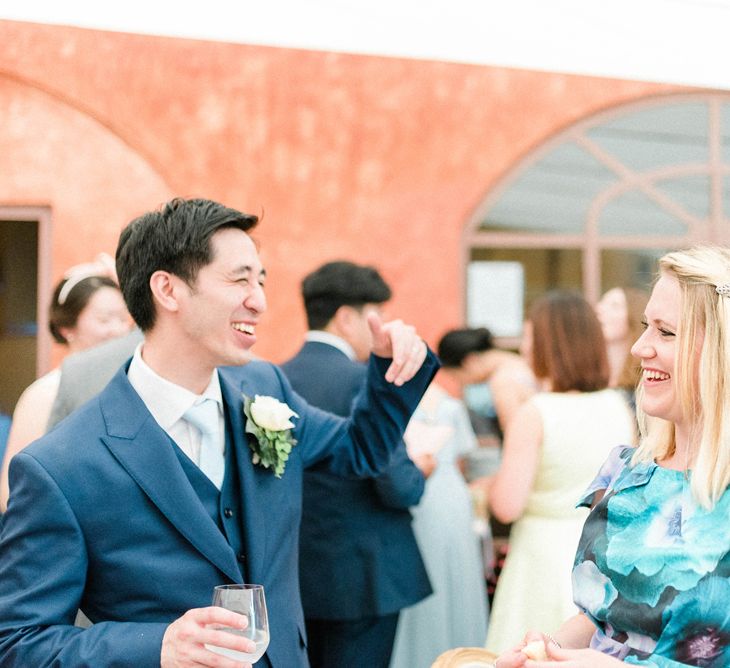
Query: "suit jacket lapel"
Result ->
[[99, 368, 242, 583], [220, 372, 268, 584]]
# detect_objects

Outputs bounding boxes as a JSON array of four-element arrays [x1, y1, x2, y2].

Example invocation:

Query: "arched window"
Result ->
[[464, 93, 730, 340]]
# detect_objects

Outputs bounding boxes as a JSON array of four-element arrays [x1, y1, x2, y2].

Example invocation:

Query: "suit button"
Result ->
[[237, 553, 246, 563], [223, 508, 234, 518]]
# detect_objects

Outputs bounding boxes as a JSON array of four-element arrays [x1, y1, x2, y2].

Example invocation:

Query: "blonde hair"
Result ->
[[633, 245, 730, 508]]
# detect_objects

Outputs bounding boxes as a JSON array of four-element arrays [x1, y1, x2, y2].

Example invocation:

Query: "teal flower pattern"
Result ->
[[573, 446, 730, 667]]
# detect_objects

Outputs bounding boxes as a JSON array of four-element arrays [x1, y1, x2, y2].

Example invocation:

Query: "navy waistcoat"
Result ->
[[172, 415, 247, 581]]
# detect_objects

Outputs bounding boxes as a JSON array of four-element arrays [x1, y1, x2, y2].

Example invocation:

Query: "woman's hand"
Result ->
[[526, 643, 624, 666], [495, 631, 548, 667]]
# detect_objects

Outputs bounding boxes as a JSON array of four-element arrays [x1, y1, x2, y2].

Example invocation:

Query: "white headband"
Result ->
[[57, 271, 105, 305]]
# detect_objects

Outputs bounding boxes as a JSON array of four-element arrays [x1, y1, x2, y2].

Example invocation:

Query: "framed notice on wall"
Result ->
[[466, 261, 524, 338]]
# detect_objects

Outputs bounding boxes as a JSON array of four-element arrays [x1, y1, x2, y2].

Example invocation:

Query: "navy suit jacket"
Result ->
[[0, 351, 438, 668], [281, 341, 432, 619]]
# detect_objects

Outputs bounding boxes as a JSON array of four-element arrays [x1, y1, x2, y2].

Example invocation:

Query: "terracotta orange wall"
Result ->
[[0, 19, 681, 368]]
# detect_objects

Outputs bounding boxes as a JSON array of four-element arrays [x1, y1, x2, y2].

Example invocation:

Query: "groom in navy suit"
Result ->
[[0, 198, 438, 668], [281, 261, 433, 668]]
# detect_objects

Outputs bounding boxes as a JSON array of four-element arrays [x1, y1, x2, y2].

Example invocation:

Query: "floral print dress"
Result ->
[[572, 446, 730, 667]]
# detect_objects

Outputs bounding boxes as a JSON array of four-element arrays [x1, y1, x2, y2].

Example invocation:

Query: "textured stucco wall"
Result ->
[[0, 19, 679, 369]]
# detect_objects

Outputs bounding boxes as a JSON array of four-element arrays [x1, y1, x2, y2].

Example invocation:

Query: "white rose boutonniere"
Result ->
[[243, 394, 299, 477]]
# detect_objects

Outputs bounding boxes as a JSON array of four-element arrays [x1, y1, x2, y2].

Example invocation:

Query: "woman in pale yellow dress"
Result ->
[[484, 291, 635, 655]]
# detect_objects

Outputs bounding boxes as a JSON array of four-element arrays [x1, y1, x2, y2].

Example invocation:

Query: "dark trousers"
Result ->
[[305, 612, 399, 668]]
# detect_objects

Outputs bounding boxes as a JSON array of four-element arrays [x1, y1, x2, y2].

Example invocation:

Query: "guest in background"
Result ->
[[390, 382, 489, 668], [496, 246, 730, 667], [0, 259, 130, 512], [485, 291, 635, 655], [281, 261, 433, 668], [596, 286, 649, 408], [438, 327, 537, 437], [46, 328, 143, 430]]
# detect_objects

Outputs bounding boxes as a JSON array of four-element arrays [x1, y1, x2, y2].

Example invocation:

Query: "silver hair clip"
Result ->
[[715, 283, 730, 297]]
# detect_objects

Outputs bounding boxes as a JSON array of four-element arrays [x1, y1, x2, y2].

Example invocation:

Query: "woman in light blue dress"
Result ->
[[495, 246, 730, 667], [390, 384, 489, 668]]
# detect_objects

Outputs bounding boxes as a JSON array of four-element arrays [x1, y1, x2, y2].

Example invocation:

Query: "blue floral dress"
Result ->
[[572, 446, 730, 667]]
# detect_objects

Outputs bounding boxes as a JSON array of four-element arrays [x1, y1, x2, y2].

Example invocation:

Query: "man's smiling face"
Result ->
[[175, 226, 267, 370]]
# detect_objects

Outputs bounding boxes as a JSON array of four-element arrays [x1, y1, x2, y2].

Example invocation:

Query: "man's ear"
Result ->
[[149, 270, 184, 315], [331, 305, 355, 336]]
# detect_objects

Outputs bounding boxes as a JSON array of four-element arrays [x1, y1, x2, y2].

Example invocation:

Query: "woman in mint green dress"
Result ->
[[495, 246, 730, 667]]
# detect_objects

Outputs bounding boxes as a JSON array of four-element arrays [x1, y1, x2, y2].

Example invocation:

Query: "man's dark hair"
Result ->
[[301, 261, 391, 330], [437, 327, 494, 368], [116, 198, 258, 331]]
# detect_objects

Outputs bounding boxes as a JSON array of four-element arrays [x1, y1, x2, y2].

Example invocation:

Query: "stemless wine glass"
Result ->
[[205, 584, 270, 664]]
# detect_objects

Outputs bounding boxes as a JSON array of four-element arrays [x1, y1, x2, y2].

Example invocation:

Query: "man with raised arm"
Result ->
[[0, 198, 438, 668]]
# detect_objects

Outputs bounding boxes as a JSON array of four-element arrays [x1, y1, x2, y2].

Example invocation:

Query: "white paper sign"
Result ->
[[466, 261, 524, 337]]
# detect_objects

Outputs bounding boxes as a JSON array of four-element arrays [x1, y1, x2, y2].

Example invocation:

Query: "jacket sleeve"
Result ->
[[289, 348, 440, 477], [0, 453, 166, 668], [372, 443, 425, 509]]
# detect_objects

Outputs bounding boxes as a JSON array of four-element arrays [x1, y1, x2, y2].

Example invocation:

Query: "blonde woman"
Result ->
[[496, 246, 730, 667]]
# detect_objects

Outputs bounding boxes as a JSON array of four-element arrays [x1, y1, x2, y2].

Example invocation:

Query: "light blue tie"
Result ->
[[183, 398, 225, 489]]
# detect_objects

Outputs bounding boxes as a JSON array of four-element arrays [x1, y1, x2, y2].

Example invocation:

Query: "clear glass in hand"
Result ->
[[205, 584, 270, 663]]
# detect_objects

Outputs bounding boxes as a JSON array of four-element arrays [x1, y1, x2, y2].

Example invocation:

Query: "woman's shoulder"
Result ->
[[14, 369, 61, 413], [493, 355, 534, 382], [576, 445, 636, 507]]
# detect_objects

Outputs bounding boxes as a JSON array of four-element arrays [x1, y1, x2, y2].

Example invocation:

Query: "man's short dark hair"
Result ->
[[302, 261, 391, 330], [116, 198, 258, 331]]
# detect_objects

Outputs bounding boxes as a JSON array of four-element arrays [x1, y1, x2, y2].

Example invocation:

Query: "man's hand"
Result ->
[[367, 312, 427, 386], [161, 606, 255, 667], [411, 452, 437, 478]]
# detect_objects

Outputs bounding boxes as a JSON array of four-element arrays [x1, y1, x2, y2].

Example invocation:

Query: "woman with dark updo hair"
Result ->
[[438, 326, 537, 437], [0, 263, 130, 511]]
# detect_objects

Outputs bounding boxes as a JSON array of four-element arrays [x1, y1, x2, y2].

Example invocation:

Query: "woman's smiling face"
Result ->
[[631, 273, 687, 428]]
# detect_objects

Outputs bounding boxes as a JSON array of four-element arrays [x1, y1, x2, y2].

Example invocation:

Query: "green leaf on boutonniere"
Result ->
[[243, 394, 298, 478]]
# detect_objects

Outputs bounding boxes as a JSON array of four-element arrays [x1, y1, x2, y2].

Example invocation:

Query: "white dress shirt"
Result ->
[[305, 330, 356, 361], [127, 344, 225, 470]]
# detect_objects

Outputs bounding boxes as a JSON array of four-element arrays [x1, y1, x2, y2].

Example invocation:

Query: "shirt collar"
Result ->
[[305, 330, 356, 361], [127, 342, 223, 430]]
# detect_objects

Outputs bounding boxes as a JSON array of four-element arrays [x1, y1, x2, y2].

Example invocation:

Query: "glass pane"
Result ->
[[601, 249, 666, 295], [0, 219, 38, 414], [469, 248, 582, 338], [587, 102, 709, 171], [721, 101, 730, 165], [598, 190, 689, 236], [479, 142, 616, 234], [653, 174, 710, 220]]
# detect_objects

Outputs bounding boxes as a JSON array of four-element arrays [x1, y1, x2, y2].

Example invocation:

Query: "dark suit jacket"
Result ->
[[0, 352, 438, 667], [281, 341, 432, 620]]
